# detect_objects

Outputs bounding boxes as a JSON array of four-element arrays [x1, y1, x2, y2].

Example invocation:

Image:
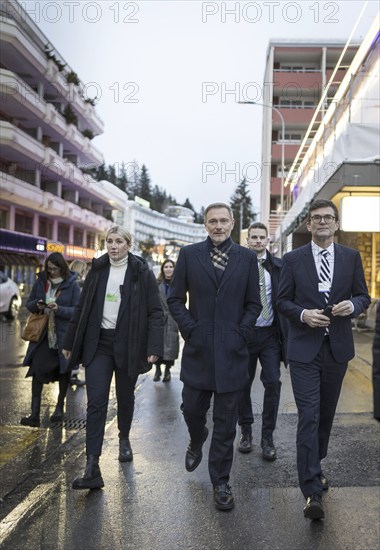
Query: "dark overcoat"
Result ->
[[158, 282, 179, 361], [63, 253, 164, 378], [277, 243, 370, 364], [261, 250, 288, 364], [23, 271, 81, 373], [167, 240, 262, 393]]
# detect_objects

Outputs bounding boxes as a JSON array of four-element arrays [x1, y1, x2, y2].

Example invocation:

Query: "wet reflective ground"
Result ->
[[0, 312, 379, 550]]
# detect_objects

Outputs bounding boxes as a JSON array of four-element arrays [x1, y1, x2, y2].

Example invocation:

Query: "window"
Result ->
[[58, 223, 69, 243], [73, 228, 83, 246], [15, 210, 33, 234], [39, 217, 53, 239], [86, 233, 96, 249], [279, 132, 303, 143]]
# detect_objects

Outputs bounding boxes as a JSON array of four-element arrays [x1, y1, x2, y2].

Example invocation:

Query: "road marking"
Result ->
[[0, 482, 55, 544]]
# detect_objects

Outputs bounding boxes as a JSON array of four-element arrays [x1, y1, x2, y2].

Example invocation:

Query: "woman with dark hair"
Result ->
[[153, 259, 179, 382], [62, 226, 164, 490], [20, 252, 81, 427]]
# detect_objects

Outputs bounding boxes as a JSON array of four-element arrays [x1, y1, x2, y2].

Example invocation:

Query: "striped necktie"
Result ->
[[319, 249, 331, 304], [258, 259, 270, 320]]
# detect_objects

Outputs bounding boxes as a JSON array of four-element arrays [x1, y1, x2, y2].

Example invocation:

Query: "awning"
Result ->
[[0, 252, 41, 267]]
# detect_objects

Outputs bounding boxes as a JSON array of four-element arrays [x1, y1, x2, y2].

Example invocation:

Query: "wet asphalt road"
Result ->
[[0, 310, 379, 550]]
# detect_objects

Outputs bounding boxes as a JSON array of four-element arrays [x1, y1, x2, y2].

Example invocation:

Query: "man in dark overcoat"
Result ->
[[168, 202, 262, 510]]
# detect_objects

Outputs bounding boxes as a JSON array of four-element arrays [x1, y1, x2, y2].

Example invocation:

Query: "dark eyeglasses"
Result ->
[[310, 215, 336, 223]]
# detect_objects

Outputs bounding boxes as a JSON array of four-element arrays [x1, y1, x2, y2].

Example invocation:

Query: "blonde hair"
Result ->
[[69, 259, 87, 277], [106, 225, 132, 245]]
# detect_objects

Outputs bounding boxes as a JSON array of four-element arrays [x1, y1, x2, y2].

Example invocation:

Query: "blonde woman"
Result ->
[[63, 226, 164, 490]]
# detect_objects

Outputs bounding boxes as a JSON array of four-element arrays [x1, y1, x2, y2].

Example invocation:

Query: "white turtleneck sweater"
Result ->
[[101, 256, 128, 329]]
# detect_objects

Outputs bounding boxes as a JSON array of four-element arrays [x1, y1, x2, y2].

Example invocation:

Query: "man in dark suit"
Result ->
[[237, 222, 287, 461], [168, 203, 262, 511], [277, 199, 370, 520]]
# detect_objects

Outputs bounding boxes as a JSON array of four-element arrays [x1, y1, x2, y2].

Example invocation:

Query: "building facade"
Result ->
[[260, 39, 359, 242], [0, 0, 125, 288], [114, 199, 207, 263], [276, 18, 379, 316]]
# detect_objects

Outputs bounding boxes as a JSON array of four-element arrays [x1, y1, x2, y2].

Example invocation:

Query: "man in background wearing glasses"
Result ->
[[277, 199, 370, 520]]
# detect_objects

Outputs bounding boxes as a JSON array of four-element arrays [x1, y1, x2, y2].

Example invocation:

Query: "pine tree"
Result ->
[[182, 198, 195, 212], [117, 162, 129, 194], [139, 164, 152, 203], [229, 179, 255, 242]]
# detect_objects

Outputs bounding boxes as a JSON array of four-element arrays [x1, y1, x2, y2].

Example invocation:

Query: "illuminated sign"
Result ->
[[65, 245, 96, 260], [47, 242, 65, 254], [340, 196, 380, 232]]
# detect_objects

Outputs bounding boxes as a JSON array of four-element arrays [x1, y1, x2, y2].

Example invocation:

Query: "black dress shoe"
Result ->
[[72, 456, 104, 490], [119, 438, 133, 462], [185, 427, 209, 472], [303, 494, 324, 520], [213, 483, 235, 510], [261, 438, 277, 461], [319, 472, 329, 490], [238, 433, 252, 453], [153, 366, 161, 382]]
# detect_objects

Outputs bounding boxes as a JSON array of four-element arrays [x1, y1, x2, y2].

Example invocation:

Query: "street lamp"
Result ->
[[238, 100, 285, 254], [238, 100, 285, 214]]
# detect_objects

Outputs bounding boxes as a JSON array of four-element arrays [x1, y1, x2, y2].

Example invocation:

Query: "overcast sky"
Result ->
[[30, 0, 377, 213]]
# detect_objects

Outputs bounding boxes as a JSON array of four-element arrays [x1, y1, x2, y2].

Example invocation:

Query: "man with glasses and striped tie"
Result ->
[[277, 199, 370, 521]]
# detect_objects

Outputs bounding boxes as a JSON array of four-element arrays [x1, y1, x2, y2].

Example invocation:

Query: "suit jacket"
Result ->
[[277, 242, 370, 364], [260, 250, 288, 362], [167, 239, 262, 393], [63, 253, 164, 378]]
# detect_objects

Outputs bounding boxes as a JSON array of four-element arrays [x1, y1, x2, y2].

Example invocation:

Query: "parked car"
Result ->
[[0, 271, 22, 319]]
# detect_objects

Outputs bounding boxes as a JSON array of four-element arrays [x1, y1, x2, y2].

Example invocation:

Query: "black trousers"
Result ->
[[290, 338, 347, 498], [238, 326, 282, 440], [85, 331, 138, 456], [182, 384, 241, 486]]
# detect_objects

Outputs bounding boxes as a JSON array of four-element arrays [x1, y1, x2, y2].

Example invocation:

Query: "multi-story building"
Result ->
[[0, 0, 125, 288], [260, 39, 359, 242], [0, 0, 209, 291], [276, 16, 379, 318], [113, 199, 207, 263]]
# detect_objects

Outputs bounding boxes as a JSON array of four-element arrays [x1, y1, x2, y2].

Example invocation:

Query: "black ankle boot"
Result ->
[[20, 396, 41, 427], [153, 365, 161, 381], [50, 404, 64, 422], [72, 455, 104, 490], [119, 438, 133, 462], [162, 366, 171, 382]]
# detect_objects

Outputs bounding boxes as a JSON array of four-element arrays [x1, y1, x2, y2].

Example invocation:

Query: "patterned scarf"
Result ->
[[45, 280, 62, 350], [209, 237, 233, 271]]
